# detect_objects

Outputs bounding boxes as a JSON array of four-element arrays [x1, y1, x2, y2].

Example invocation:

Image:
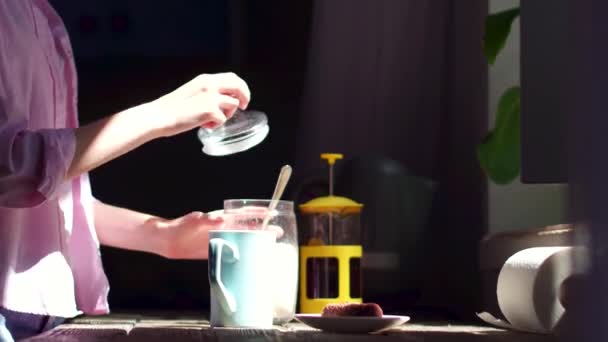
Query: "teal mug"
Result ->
[[208, 230, 275, 328]]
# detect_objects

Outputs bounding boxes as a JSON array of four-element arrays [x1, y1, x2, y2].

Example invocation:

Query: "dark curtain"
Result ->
[[294, 0, 488, 320]]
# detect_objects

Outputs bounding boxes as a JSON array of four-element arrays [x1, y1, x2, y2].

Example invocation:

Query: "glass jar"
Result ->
[[223, 199, 298, 325]]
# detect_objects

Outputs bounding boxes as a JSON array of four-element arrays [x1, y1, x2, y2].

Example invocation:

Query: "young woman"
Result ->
[[0, 1, 253, 339]]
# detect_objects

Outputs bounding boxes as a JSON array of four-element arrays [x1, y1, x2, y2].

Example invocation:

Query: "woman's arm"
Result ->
[[0, 73, 249, 208], [67, 103, 162, 181], [93, 199, 223, 259], [68, 72, 250, 180], [93, 199, 164, 256]]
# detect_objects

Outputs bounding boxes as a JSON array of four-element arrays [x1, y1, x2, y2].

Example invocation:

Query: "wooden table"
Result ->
[[24, 312, 557, 342]]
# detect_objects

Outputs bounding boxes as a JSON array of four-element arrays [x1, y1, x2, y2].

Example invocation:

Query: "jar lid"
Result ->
[[299, 195, 363, 214], [197, 110, 269, 156]]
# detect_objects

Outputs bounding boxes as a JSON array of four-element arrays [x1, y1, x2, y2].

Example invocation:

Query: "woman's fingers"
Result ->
[[218, 72, 251, 109], [266, 224, 285, 239], [219, 95, 241, 120], [199, 107, 227, 129], [219, 86, 250, 110]]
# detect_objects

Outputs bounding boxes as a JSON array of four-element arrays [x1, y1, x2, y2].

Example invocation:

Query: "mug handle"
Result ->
[[209, 238, 240, 314]]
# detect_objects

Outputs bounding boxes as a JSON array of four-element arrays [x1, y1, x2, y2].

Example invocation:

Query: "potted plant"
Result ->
[[477, 7, 521, 185]]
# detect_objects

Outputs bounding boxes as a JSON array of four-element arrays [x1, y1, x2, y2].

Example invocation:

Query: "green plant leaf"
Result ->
[[477, 86, 521, 184], [483, 7, 520, 65]]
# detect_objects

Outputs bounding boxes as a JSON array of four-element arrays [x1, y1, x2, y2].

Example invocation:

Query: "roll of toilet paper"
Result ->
[[479, 246, 588, 334]]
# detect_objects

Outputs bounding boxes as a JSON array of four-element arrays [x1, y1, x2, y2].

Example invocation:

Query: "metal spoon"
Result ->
[[261, 165, 292, 230]]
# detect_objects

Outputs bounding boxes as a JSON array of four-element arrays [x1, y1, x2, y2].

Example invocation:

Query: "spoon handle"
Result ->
[[262, 165, 292, 229]]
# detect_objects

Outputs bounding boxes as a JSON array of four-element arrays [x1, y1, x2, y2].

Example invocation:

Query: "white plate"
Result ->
[[295, 314, 410, 334]]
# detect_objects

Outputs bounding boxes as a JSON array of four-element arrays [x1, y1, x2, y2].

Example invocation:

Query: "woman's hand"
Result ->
[[151, 72, 251, 137], [152, 211, 224, 260], [154, 207, 283, 260], [208, 207, 284, 238]]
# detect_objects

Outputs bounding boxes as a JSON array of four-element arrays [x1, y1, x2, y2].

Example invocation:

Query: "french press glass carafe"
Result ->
[[298, 153, 364, 313]]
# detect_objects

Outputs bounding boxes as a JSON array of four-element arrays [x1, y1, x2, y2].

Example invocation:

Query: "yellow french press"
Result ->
[[298, 153, 364, 313]]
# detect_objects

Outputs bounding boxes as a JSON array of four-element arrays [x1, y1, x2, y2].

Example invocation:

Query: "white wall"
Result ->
[[487, 0, 568, 232]]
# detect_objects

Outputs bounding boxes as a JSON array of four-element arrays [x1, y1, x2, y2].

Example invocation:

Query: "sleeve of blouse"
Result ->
[[0, 118, 76, 208]]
